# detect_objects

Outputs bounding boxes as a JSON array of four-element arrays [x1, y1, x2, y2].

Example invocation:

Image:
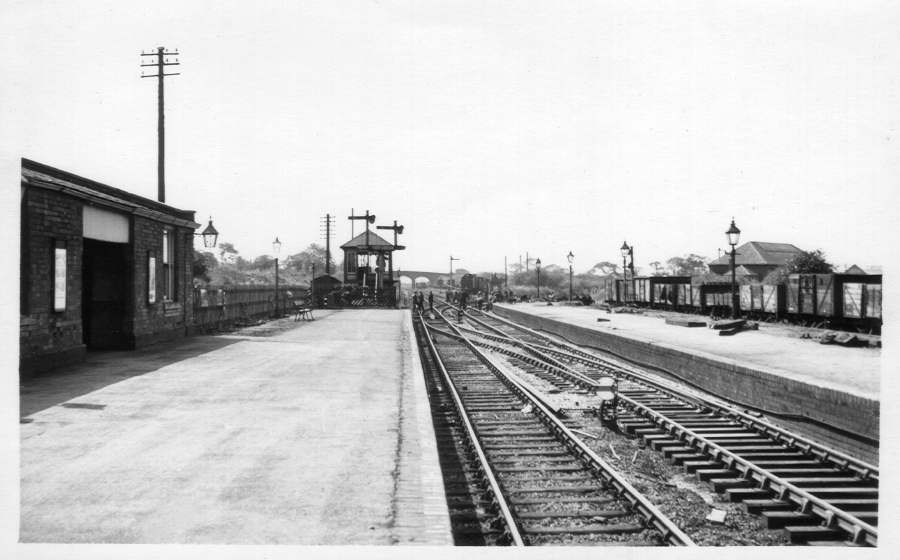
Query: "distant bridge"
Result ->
[[394, 270, 462, 286]]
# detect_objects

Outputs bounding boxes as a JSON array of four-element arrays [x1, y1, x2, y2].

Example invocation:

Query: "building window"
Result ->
[[162, 229, 176, 301], [53, 240, 67, 312]]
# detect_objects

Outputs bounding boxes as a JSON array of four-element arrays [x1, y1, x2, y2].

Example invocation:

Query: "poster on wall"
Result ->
[[148, 253, 156, 304], [53, 246, 66, 312]]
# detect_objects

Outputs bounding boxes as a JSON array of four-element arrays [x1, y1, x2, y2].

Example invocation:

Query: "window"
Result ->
[[53, 240, 67, 312], [162, 229, 176, 301]]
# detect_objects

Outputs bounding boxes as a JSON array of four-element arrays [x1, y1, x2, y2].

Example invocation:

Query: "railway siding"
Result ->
[[493, 305, 878, 463]]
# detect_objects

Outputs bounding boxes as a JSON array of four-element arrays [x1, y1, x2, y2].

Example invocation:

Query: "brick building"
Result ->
[[19, 159, 199, 374], [707, 241, 804, 279]]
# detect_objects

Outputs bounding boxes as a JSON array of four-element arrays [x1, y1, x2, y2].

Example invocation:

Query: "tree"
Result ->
[[218, 241, 239, 264], [192, 250, 217, 283], [666, 254, 708, 276], [588, 261, 619, 276], [764, 249, 834, 284], [787, 249, 835, 274], [253, 255, 276, 269], [285, 244, 332, 275], [649, 261, 662, 275]]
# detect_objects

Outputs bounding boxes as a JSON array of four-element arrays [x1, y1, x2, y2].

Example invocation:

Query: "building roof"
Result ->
[[709, 241, 804, 267], [734, 265, 759, 278], [21, 158, 198, 228], [340, 230, 396, 251]]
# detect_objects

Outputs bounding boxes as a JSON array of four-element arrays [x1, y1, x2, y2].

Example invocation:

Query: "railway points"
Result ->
[[425, 302, 879, 546]]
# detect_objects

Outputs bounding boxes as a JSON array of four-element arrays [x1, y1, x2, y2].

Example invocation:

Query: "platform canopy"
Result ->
[[340, 230, 397, 254]]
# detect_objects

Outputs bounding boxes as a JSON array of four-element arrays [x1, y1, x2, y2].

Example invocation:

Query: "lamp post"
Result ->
[[620, 241, 634, 302], [272, 236, 282, 317], [566, 251, 574, 301], [535, 258, 542, 300], [196, 217, 219, 248], [725, 218, 741, 318]]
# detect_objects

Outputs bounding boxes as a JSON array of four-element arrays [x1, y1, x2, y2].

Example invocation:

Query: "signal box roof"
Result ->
[[340, 230, 398, 252]]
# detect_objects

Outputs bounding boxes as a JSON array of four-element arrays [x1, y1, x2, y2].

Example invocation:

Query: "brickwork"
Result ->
[[130, 216, 194, 346], [19, 188, 86, 373], [495, 306, 880, 463], [20, 159, 198, 375]]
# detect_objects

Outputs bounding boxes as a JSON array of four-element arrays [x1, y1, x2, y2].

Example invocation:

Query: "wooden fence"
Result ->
[[192, 284, 307, 330]]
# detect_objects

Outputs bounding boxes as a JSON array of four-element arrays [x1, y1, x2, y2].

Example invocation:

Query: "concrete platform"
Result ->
[[498, 303, 880, 398], [494, 303, 880, 462], [19, 310, 451, 545]]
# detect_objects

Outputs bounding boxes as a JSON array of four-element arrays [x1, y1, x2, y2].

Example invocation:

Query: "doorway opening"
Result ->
[[82, 238, 129, 349]]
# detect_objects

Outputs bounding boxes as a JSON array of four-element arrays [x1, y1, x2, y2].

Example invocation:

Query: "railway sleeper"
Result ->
[[777, 477, 874, 488], [784, 525, 844, 544], [726, 487, 776, 502], [761, 511, 819, 529], [521, 523, 645, 535], [517, 509, 631, 519], [494, 465, 587, 473]]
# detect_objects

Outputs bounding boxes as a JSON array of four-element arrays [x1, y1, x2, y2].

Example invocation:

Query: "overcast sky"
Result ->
[[2, 0, 899, 274]]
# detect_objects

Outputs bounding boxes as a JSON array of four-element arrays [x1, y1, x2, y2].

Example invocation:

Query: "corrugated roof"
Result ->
[[340, 230, 396, 250], [709, 241, 804, 267]]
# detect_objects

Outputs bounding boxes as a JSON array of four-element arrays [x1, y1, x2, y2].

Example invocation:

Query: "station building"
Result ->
[[19, 159, 200, 374]]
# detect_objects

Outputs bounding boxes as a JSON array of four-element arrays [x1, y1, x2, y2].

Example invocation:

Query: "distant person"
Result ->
[[428, 291, 434, 312], [457, 290, 468, 321]]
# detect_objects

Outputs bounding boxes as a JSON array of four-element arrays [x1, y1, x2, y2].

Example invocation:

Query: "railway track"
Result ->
[[450, 304, 878, 546], [414, 309, 695, 546]]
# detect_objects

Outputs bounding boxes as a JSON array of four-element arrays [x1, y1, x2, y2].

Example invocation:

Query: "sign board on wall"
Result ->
[[83, 205, 130, 243], [53, 245, 66, 311], [148, 253, 156, 304]]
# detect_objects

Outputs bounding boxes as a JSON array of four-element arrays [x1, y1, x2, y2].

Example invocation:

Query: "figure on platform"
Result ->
[[428, 291, 434, 312]]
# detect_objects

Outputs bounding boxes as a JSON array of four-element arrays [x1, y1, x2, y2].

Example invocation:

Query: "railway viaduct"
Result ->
[[394, 270, 461, 287]]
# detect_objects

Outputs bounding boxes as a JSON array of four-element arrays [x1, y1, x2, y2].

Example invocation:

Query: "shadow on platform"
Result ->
[[20, 335, 242, 418]]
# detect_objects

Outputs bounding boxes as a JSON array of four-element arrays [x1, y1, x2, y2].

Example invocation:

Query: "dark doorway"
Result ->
[[82, 238, 129, 349]]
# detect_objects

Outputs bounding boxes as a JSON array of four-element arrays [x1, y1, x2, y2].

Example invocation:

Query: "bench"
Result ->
[[291, 300, 314, 321]]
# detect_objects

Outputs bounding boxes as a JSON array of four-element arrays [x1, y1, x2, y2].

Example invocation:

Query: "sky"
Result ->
[[2, 0, 900, 276]]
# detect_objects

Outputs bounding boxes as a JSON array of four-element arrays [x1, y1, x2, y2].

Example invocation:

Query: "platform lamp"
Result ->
[[272, 236, 282, 317], [620, 241, 634, 302], [566, 251, 575, 302], [195, 217, 219, 248], [535, 258, 542, 300], [725, 218, 741, 318]]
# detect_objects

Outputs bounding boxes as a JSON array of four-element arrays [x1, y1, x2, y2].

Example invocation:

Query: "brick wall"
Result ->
[[130, 216, 194, 346], [495, 306, 880, 463], [19, 188, 86, 373]]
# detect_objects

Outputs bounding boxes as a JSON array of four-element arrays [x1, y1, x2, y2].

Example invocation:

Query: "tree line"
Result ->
[[192, 242, 336, 286]]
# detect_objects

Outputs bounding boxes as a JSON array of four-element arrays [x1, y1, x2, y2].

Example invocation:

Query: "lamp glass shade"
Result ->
[[535, 258, 541, 269], [620, 241, 630, 257], [725, 220, 741, 247], [272, 237, 282, 255], [567, 251, 574, 265], [200, 219, 219, 249]]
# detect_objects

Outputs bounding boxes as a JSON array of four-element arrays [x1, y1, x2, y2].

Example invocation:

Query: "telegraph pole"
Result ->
[[141, 46, 180, 203], [320, 213, 336, 275]]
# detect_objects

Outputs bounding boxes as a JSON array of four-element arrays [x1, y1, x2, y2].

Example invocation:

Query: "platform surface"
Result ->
[[19, 310, 451, 545], [495, 303, 880, 399]]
